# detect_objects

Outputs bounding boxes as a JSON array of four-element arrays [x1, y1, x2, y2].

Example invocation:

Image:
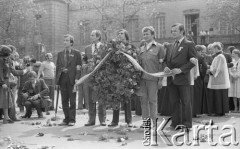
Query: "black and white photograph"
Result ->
[[0, 0, 240, 148]]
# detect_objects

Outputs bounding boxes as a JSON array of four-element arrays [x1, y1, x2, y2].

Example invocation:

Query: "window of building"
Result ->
[[218, 21, 237, 35], [126, 15, 139, 42], [184, 9, 199, 44], [152, 12, 166, 39], [79, 20, 90, 45]]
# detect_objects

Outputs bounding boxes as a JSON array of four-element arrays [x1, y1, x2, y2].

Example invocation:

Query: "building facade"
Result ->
[[35, 0, 240, 55], [34, 0, 68, 59]]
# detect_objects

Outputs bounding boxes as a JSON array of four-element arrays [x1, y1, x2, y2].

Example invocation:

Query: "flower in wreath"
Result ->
[[90, 39, 142, 110]]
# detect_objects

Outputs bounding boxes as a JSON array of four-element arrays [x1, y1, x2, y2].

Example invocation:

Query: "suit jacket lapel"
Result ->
[[172, 38, 185, 59], [139, 46, 146, 54], [60, 51, 65, 66], [68, 50, 74, 65], [34, 80, 40, 93], [85, 45, 92, 59], [169, 43, 174, 61]]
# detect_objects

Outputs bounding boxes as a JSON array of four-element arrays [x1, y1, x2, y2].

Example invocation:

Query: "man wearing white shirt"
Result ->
[[84, 30, 106, 126], [38, 53, 56, 110]]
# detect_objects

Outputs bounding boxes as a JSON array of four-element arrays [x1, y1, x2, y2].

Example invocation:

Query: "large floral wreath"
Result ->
[[90, 39, 142, 110]]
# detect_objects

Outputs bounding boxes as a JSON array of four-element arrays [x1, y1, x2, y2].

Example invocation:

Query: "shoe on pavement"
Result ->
[[108, 122, 118, 127], [3, 119, 14, 124], [58, 121, 68, 126], [100, 122, 106, 126], [68, 122, 75, 126], [127, 123, 133, 127]]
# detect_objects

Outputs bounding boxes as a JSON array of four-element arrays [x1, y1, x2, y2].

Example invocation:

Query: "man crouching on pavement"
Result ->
[[21, 71, 49, 118]]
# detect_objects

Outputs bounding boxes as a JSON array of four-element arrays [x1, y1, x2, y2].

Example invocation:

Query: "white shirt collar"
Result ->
[[92, 41, 101, 54], [65, 48, 71, 53], [92, 41, 101, 47], [176, 37, 184, 45], [146, 40, 157, 50]]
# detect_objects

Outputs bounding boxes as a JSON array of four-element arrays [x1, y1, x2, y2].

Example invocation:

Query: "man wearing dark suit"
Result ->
[[56, 34, 82, 126], [164, 23, 196, 129], [22, 71, 49, 118], [84, 30, 106, 126]]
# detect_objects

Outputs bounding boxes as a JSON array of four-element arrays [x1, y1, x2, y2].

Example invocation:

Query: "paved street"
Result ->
[[0, 107, 240, 149]]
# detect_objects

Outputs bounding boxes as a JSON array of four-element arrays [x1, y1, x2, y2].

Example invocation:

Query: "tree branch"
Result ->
[[235, 28, 240, 32], [6, 0, 16, 34]]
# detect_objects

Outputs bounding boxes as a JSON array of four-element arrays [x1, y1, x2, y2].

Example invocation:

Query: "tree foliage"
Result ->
[[90, 40, 141, 109], [207, 0, 240, 31], [70, 0, 158, 43], [0, 0, 46, 47]]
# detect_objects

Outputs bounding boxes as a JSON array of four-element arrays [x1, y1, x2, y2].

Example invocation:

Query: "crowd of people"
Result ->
[[0, 47, 54, 123], [0, 23, 239, 133]]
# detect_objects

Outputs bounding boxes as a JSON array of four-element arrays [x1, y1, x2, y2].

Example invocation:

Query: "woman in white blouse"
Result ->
[[228, 49, 240, 112]]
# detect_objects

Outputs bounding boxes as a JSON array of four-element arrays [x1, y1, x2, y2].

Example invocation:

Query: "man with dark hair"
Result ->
[[117, 29, 129, 42], [227, 46, 236, 54], [84, 30, 106, 126], [172, 23, 185, 36], [56, 34, 82, 126], [164, 23, 196, 130], [21, 71, 49, 118]]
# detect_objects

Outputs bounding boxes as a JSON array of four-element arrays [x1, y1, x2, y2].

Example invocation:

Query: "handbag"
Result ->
[[9, 73, 18, 88]]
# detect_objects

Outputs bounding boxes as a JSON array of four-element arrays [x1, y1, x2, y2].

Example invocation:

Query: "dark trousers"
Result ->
[[44, 79, 55, 110], [133, 95, 142, 116], [17, 86, 24, 111], [59, 73, 76, 123], [78, 82, 89, 109], [87, 88, 106, 124], [168, 83, 192, 128], [49, 85, 54, 109], [24, 99, 42, 117], [111, 101, 132, 124], [0, 109, 3, 118]]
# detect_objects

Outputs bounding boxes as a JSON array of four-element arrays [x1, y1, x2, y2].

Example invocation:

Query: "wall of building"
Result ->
[[35, 0, 239, 54], [35, 0, 68, 59], [68, 0, 216, 50]]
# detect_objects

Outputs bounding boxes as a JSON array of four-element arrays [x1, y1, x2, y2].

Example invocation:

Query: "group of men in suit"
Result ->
[[55, 23, 197, 130]]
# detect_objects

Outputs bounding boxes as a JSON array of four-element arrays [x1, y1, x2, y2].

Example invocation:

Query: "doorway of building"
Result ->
[[185, 14, 199, 44]]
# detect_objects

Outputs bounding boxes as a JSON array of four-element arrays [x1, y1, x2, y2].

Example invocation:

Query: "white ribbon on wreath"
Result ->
[[75, 51, 174, 87]]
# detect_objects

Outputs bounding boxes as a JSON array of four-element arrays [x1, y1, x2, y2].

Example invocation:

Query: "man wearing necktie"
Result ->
[[55, 34, 82, 126], [164, 23, 196, 130], [84, 30, 107, 126]]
